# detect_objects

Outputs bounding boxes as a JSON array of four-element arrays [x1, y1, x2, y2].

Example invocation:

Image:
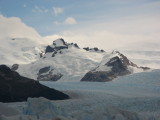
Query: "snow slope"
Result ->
[[1, 69, 160, 120], [0, 37, 45, 65]]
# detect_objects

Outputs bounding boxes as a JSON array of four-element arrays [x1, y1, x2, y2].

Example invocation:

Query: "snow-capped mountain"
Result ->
[[16, 38, 105, 82], [15, 38, 149, 82], [81, 51, 150, 82]]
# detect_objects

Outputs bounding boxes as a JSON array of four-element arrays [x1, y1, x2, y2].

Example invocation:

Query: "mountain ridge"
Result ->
[[81, 51, 150, 82], [14, 38, 150, 82]]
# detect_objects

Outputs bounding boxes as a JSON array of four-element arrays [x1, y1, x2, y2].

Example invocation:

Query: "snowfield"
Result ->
[[1, 69, 160, 120]]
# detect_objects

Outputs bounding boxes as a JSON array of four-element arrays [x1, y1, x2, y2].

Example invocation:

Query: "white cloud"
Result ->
[[0, 14, 42, 43], [45, 14, 160, 51], [32, 6, 49, 13], [53, 7, 63, 16], [53, 17, 77, 25], [64, 17, 77, 24], [44, 29, 160, 52], [0, 14, 46, 64]]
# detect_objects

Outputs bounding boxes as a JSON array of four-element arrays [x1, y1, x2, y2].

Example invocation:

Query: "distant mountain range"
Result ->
[[9, 38, 150, 82]]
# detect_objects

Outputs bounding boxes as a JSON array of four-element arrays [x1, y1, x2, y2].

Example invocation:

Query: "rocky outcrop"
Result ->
[[38, 66, 51, 74], [37, 66, 63, 81], [37, 72, 63, 81], [81, 51, 150, 82], [83, 47, 105, 52], [0, 65, 69, 102], [11, 64, 19, 71], [45, 38, 80, 56], [45, 45, 55, 53], [81, 71, 116, 82]]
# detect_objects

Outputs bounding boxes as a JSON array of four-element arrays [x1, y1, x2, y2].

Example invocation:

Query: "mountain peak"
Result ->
[[45, 38, 80, 54], [52, 38, 67, 47], [81, 51, 150, 82]]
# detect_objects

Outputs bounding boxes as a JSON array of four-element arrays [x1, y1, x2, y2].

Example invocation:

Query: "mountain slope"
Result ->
[[15, 39, 149, 82], [81, 51, 150, 82], [15, 38, 105, 82], [0, 65, 69, 102]]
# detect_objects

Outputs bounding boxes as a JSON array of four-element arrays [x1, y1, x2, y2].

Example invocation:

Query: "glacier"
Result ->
[[0, 69, 160, 120]]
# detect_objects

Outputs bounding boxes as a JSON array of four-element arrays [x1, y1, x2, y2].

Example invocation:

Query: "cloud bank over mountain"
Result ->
[[0, 14, 160, 68]]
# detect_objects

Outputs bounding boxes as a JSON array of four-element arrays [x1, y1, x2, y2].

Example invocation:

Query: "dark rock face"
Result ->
[[37, 72, 63, 81], [38, 66, 51, 75], [45, 45, 55, 53], [139, 66, 150, 70], [52, 51, 57, 57], [81, 51, 150, 82], [83, 47, 105, 53], [37, 67, 62, 81], [45, 38, 80, 56], [45, 39, 68, 54], [0, 65, 69, 103], [93, 47, 99, 51], [74, 43, 80, 48], [83, 47, 90, 51], [11, 64, 19, 71], [55, 46, 68, 50], [45, 45, 67, 54], [106, 56, 130, 75], [81, 71, 116, 82]]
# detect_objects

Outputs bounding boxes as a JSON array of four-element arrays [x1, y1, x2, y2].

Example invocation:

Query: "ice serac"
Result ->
[[0, 65, 69, 102], [81, 51, 150, 82]]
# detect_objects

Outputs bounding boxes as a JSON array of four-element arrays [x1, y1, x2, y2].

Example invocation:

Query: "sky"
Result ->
[[0, 0, 160, 51]]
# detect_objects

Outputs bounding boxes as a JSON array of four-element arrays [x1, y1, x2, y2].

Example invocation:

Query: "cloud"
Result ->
[[53, 7, 63, 16], [44, 29, 160, 52], [0, 14, 42, 43], [32, 6, 49, 13], [64, 17, 77, 24], [0, 14, 46, 64], [53, 17, 77, 25], [46, 14, 160, 51]]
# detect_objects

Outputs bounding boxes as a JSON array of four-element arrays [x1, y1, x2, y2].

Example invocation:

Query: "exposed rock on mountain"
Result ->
[[0, 65, 69, 102], [81, 51, 150, 82], [37, 66, 63, 81], [11, 64, 19, 71], [45, 38, 80, 54], [83, 47, 105, 53], [15, 38, 105, 82]]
